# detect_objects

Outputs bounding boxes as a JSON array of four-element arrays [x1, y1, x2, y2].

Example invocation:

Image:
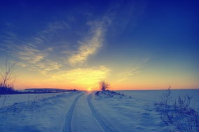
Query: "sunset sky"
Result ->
[[0, 0, 198, 90]]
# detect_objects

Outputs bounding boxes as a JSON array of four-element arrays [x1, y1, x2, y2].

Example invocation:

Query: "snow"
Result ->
[[0, 92, 67, 108], [0, 89, 198, 132]]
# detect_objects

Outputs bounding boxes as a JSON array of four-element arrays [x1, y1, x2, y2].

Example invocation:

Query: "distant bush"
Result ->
[[155, 89, 199, 132]]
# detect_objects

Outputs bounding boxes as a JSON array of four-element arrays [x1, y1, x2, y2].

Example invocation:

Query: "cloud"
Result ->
[[35, 60, 62, 74], [49, 66, 110, 89], [116, 57, 150, 83], [31, 21, 70, 46], [117, 67, 140, 83], [0, 21, 69, 51], [43, 21, 69, 34], [1, 20, 110, 78], [18, 45, 46, 64], [0, 32, 21, 54], [3, 21, 71, 74], [68, 26, 104, 65], [17, 45, 62, 74]]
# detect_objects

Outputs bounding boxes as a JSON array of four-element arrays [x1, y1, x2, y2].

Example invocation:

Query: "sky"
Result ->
[[0, 0, 198, 91]]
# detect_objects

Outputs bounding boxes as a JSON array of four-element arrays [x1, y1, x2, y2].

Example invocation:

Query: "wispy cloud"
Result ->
[[1, 19, 110, 78], [29, 21, 70, 46], [35, 60, 62, 74], [116, 57, 150, 83], [117, 67, 140, 83], [18, 45, 46, 64], [17, 45, 62, 74], [43, 21, 69, 34], [0, 32, 21, 54], [68, 26, 104, 65], [0, 21, 70, 74]]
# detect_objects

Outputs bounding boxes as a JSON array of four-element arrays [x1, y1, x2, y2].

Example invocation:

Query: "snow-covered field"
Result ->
[[0, 92, 66, 108], [0, 90, 198, 132]]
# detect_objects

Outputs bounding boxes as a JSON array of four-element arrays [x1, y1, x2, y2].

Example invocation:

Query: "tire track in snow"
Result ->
[[87, 94, 118, 132], [63, 93, 83, 132]]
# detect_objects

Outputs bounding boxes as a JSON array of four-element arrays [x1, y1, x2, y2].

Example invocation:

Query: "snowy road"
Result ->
[[64, 93, 120, 132], [0, 90, 198, 132], [0, 91, 170, 132], [70, 94, 104, 132], [63, 93, 83, 132]]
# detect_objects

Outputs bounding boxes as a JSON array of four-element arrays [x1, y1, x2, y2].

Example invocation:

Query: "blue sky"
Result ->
[[0, 0, 198, 90]]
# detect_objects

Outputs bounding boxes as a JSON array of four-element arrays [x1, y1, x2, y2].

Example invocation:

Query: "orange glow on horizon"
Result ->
[[13, 65, 199, 91]]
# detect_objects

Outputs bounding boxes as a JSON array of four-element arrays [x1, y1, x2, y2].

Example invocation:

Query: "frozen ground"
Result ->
[[0, 89, 198, 132]]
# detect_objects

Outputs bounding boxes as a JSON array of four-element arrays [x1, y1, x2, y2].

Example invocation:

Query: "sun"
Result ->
[[87, 87, 92, 92]]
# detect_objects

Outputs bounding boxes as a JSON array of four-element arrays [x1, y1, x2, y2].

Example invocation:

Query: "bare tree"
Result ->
[[99, 81, 109, 91], [0, 60, 16, 94]]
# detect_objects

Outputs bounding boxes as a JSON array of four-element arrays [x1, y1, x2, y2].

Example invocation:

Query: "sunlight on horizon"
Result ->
[[87, 87, 92, 92]]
